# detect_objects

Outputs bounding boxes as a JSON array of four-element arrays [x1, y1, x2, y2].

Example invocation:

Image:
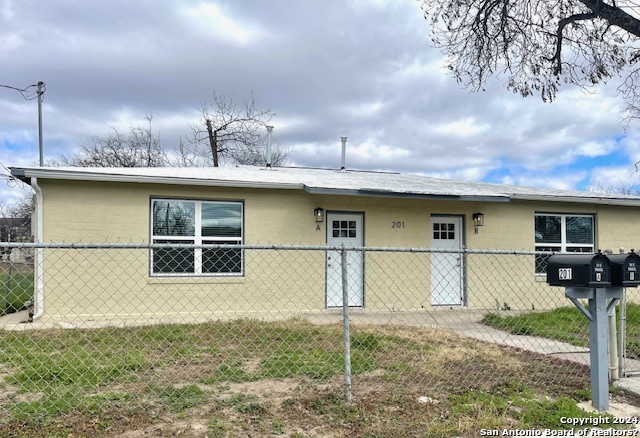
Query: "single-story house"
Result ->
[[9, 164, 640, 323]]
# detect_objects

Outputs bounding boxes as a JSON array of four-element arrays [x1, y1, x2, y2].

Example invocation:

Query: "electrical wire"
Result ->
[[0, 83, 45, 101], [0, 160, 27, 190]]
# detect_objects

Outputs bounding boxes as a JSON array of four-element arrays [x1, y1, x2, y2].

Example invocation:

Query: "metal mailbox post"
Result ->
[[546, 251, 640, 412]]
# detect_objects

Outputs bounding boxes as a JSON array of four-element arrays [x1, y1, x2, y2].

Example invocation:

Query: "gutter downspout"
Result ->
[[31, 177, 44, 320]]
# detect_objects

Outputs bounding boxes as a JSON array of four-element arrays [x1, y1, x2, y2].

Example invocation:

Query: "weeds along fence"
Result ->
[[0, 242, 639, 414]]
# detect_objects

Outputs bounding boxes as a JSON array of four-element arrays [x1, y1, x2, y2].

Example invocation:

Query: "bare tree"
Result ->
[[420, 1, 640, 120], [63, 115, 169, 167], [181, 92, 287, 167], [40, 93, 286, 169], [0, 193, 32, 245], [231, 137, 292, 166], [588, 179, 640, 194]]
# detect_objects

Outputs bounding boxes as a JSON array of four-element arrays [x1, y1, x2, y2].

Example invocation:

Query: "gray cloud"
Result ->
[[1, 0, 637, 204]]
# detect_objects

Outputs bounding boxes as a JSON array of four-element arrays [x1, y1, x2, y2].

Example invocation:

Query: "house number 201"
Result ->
[[391, 221, 405, 228]]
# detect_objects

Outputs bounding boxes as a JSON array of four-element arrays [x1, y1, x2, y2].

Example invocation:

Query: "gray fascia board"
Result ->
[[511, 194, 640, 207], [11, 168, 303, 190], [303, 186, 510, 202], [458, 195, 510, 202]]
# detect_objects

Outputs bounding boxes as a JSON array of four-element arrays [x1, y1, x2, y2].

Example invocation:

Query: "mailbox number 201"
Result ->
[[558, 268, 572, 280]]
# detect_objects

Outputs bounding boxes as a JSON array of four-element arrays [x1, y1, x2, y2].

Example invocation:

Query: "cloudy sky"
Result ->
[[1, 0, 640, 205]]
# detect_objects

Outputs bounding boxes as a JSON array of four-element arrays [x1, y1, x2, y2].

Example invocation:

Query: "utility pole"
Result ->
[[0, 82, 44, 165], [37, 82, 44, 166]]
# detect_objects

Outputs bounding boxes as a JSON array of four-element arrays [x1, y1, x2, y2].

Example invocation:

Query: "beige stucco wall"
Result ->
[[34, 178, 640, 322]]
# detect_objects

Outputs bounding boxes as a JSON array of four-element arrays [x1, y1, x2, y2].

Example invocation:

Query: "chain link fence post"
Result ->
[[2, 262, 11, 316], [620, 288, 628, 377], [341, 247, 352, 402]]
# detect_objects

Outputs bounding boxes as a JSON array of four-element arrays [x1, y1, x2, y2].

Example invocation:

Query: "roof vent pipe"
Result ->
[[266, 125, 274, 168], [340, 136, 347, 172]]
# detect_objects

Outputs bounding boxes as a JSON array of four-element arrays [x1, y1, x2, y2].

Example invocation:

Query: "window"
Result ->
[[332, 220, 357, 238], [151, 199, 243, 275], [535, 213, 594, 274], [433, 222, 456, 240]]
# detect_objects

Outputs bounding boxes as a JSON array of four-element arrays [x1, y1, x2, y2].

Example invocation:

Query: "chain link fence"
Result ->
[[0, 242, 638, 420]]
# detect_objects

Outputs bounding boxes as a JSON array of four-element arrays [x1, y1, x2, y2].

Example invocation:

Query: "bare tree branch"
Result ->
[[180, 91, 288, 167], [548, 12, 597, 74], [588, 178, 640, 194], [53, 115, 170, 167], [0, 193, 32, 244], [421, 0, 640, 108]]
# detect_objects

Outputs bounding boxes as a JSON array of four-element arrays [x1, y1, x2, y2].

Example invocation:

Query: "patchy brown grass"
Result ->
[[0, 320, 635, 437]]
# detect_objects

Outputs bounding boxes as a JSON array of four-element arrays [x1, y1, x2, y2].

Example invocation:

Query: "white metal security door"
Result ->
[[430, 216, 464, 306], [326, 213, 364, 307]]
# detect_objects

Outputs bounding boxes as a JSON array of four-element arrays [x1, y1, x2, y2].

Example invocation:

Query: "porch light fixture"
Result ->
[[472, 212, 484, 234], [314, 207, 325, 223], [472, 212, 484, 227]]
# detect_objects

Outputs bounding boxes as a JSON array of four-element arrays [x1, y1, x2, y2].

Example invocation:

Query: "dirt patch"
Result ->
[[118, 419, 209, 437], [226, 377, 301, 400], [1, 320, 639, 437], [243, 357, 261, 374]]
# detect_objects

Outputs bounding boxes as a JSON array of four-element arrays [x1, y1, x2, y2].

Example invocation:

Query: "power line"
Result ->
[[1, 82, 47, 165], [0, 83, 45, 101]]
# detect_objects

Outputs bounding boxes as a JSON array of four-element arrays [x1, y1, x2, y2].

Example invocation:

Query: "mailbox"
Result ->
[[608, 250, 640, 287], [546, 252, 611, 287]]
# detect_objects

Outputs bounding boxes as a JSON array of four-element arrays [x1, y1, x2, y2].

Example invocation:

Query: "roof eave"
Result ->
[[511, 194, 640, 207], [11, 167, 640, 205], [10, 168, 303, 191], [303, 186, 510, 202]]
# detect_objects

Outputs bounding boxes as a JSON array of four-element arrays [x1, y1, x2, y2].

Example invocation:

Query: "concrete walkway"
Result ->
[[304, 307, 640, 399]]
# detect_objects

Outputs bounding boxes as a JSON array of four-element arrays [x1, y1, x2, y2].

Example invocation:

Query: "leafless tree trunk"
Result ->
[[205, 119, 219, 167]]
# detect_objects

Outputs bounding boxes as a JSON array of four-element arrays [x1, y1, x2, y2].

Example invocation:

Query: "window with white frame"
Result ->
[[534, 213, 594, 274], [151, 199, 243, 275]]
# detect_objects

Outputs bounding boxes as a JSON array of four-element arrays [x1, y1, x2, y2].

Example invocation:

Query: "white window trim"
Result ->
[[535, 213, 595, 274], [150, 198, 243, 277]]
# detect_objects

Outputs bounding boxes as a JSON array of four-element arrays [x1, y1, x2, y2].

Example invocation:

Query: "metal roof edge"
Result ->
[[458, 195, 510, 203], [11, 168, 303, 190], [304, 186, 510, 201], [511, 194, 640, 206], [12, 167, 640, 205]]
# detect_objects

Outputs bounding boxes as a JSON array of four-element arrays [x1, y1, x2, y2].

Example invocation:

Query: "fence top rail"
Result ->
[[0, 241, 553, 255]]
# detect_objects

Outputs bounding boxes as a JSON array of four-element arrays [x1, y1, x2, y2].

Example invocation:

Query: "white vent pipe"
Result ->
[[340, 136, 347, 172], [266, 125, 274, 168]]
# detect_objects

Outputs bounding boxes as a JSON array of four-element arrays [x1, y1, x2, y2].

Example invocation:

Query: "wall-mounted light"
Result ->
[[472, 212, 484, 234], [472, 212, 484, 227], [314, 207, 325, 223]]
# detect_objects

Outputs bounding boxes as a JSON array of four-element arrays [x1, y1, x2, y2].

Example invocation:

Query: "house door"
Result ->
[[326, 213, 364, 307], [430, 216, 464, 306]]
